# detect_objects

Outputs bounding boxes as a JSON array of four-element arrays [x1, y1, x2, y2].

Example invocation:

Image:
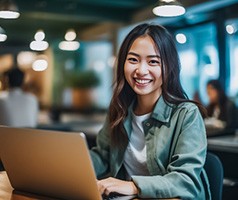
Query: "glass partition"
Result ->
[[176, 23, 219, 104], [226, 19, 238, 105]]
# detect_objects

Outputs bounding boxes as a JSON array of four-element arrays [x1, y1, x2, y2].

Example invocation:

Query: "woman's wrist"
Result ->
[[129, 181, 139, 195]]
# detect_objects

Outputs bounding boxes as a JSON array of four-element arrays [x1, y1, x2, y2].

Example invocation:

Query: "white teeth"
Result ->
[[135, 79, 151, 84]]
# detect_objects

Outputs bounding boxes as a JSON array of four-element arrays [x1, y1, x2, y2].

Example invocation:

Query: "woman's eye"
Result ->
[[127, 58, 138, 63], [149, 60, 160, 65]]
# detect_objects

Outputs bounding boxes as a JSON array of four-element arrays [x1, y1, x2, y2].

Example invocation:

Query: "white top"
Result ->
[[0, 88, 39, 127], [124, 112, 151, 179]]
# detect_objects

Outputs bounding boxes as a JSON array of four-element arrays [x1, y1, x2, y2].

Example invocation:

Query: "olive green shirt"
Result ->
[[90, 96, 211, 199]]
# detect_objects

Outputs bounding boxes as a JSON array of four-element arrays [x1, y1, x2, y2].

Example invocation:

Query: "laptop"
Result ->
[[0, 126, 136, 200]]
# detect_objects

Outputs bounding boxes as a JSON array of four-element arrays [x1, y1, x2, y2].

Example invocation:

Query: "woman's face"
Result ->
[[207, 84, 219, 104], [124, 35, 162, 100]]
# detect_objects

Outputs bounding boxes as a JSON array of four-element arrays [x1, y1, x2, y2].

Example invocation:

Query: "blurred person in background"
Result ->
[[205, 79, 237, 130], [0, 67, 39, 127]]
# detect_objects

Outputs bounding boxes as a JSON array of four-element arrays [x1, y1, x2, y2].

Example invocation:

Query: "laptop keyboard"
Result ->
[[102, 193, 136, 200]]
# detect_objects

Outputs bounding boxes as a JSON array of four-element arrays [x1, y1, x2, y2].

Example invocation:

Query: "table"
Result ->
[[207, 134, 238, 178], [0, 172, 180, 200], [207, 134, 238, 153], [207, 134, 238, 199], [0, 171, 57, 200]]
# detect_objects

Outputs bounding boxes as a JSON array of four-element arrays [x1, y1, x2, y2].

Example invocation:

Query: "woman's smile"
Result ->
[[134, 78, 153, 86]]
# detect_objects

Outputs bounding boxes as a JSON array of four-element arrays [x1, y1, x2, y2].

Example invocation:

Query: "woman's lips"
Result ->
[[134, 78, 153, 86]]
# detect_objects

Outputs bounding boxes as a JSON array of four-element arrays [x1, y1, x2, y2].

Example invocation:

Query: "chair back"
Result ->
[[204, 152, 224, 200]]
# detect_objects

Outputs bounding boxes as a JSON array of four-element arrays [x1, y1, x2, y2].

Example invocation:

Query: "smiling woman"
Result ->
[[90, 23, 211, 199], [124, 35, 162, 115]]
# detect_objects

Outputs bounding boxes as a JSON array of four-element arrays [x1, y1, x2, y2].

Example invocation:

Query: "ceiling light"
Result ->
[[59, 29, 80, 51], [0, 26, 7, 42], [30, 41, 49, 51], [226, 25, 235, 35], [0, 34, 7, 42], [153, 0, 185, 17], [32, 59, 48, 71], [65, 29, 77, 41], [34, 30, 45, 41], [59, 41, 80, 51], [176, 33, 187, 44], [30, 30, 49, 51], [0, 0, 20, 19]]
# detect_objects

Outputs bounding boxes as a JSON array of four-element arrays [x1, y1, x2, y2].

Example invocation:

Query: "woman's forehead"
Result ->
[[128, 35, 160, 57]]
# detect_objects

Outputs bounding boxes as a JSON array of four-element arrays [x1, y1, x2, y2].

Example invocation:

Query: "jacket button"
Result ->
[[146, 122, 150, 127]]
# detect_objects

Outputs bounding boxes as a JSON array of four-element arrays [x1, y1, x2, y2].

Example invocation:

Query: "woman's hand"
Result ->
[[97, 177, 138, 196]]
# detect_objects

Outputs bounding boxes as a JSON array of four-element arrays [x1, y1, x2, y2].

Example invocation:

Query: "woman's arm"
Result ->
[[131, 106, 209, 199], [90, 118, 111, 178], [97, 177, 180, 200]]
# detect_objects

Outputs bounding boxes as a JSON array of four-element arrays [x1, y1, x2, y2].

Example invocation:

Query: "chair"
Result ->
[[204, 152, 224, 200]]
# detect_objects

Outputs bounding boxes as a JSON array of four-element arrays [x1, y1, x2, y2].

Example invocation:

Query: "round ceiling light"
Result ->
[[0, 0, 20, 19], [153, 0, 185, 17]]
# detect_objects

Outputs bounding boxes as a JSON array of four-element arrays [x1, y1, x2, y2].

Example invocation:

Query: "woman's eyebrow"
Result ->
[[127, 52, 140, 57], [127, 52, 160, 58], [147, 55, 161, 59]]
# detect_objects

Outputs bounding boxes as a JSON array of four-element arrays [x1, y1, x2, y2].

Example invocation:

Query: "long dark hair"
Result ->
[[206, 79, 227, 117], [108, 23, 205, 146]]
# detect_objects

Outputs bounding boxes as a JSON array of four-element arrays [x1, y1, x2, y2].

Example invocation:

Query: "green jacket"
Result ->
[[90, 96, 211, 199]]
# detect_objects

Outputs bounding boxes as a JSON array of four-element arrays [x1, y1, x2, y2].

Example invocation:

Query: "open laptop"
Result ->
[[0, 126, 136, 200]]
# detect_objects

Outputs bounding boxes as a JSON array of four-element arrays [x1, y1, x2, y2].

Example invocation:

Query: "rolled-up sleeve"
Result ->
[[132, 106, 209, 199]]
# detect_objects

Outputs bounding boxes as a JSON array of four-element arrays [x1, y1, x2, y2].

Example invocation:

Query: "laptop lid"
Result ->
[[0, 126, 101, 200]]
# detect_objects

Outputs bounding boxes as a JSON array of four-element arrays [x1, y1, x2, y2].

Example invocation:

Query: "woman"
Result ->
[[90, 24, 211, 199], [206, 79, 237, 129]]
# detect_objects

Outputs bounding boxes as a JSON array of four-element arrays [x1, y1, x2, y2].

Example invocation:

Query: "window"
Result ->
[[226, 19, 238, 104], [176, 23, 219, 104]]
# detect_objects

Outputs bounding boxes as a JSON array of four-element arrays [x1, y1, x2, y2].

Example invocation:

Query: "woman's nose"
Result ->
[[136, 62, 149, 75]]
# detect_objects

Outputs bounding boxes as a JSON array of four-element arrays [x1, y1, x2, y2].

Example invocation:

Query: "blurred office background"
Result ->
[[1, 0, 238, 199]]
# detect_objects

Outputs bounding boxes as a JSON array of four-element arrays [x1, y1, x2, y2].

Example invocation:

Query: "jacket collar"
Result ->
[[123, 95, 174, 137], [126, 95, 174, 123], [151, 95, 174, 123]]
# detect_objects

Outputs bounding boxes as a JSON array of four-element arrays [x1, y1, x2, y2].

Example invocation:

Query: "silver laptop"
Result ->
[[0, 126, 136, 200]]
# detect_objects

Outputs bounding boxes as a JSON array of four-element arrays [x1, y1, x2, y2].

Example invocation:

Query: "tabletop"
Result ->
[[0, 171, 180, 200], [207, 133, 238, 153], [0, 171, 61, 200]]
